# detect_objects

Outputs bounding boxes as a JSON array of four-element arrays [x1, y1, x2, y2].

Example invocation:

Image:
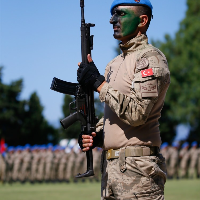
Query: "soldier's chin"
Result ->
[[113, 32, 122, 40]]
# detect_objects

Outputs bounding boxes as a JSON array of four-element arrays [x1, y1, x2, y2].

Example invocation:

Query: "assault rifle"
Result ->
[[50, 0, 96, 178]]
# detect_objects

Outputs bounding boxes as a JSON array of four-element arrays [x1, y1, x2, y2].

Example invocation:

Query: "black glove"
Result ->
[[78, 131, 104, 150], [77, 62, 105, 91]]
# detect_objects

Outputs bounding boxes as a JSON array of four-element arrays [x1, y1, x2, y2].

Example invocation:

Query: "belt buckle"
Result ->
[[107, 149, 112, 160]]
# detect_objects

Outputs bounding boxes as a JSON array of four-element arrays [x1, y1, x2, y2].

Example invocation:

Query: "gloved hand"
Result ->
[[78, 131, 103, 151], [77, 61, 105, 91]]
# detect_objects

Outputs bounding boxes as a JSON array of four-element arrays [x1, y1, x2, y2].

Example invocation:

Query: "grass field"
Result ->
[[0, 179, 200, 200]]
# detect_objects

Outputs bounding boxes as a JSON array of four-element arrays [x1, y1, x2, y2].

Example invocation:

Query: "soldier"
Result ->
[[65, 147, 76, 183], [30, 145, 40, 183], [160, 142, 170, 175], [51, 146, 63, 182], [36, 145, 46, 182], [188, 141, 199, 178], [44, 143, 54, 182], [0, 149, 6, 183], [57, 146, 68, 182], [92, 147, 102, 182], [197, 145, 200, 178], [5, 146, 15, 183], [78, 0, 170, 198], [167, 142, 179, 179], [179, 142, 190, 178], [20, 144, 32, 183], [12, 146, 23, 182]]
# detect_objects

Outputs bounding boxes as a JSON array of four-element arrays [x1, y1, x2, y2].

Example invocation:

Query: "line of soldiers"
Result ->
[[0, 141, 102, 184], [160, 141, 200, 179]]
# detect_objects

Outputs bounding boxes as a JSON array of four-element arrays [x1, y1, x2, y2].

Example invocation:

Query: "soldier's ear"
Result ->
[[138, 15, 148, 28]]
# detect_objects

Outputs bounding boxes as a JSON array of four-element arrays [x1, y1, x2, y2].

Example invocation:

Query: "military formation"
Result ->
[[160, 141, 200, 179], [1, 140, 199, 184], [0, 139, 102, 184]]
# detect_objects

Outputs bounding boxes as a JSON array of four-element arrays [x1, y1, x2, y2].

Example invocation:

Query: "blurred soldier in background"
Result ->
[[20, 144, 32, 183], [188, 141, 199, 178], [57, 146, 68, 182], [179, 142, 190, 178], [30, 145, 40, 183], [51, 146, 62, 182], [168, 142, 179, 179], [5, 146, 15, 183], [197, 145, 200, 178], [160, 142, 170, 171], [65, 146, 76, 183], [0, 145, 6, 183], [44, 143, 54, 182], [12, 146, 23, 182], [36, 145, 46, 183], [92, 147, 101, 182]]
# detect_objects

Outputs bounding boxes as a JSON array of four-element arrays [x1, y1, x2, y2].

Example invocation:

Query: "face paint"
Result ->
[[110, 6, 140, 42]]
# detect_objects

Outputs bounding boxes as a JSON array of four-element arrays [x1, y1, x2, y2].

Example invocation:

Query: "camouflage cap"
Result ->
[[110, 0, 153, 14]]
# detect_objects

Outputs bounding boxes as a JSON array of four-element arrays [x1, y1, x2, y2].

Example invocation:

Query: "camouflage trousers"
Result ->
[[101, 150, 167, 200]]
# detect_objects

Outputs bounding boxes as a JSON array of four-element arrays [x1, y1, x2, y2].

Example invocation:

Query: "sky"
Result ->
[[0, 0, 187, 128]]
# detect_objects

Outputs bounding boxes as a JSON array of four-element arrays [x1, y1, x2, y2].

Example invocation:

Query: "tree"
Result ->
[[153, 0, 200, 142], [21, 92, 59, 145], [0, 67, 59, 145], [0, 66, 25, 145]]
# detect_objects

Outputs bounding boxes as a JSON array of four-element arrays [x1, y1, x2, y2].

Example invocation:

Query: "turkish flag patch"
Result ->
[[141, 68, 154, 77]]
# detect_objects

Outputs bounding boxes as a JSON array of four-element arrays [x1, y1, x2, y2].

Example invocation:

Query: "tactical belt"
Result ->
[[106, 146, 159, 160]]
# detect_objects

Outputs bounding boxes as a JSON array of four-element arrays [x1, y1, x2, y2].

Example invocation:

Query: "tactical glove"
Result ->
[[77, 62, 105, 91], [78, 130, 104, 150]]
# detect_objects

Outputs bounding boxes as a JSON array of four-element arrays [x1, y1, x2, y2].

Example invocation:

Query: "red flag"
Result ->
[[141, 68, 154, 78], [0, 138, 6, 153]]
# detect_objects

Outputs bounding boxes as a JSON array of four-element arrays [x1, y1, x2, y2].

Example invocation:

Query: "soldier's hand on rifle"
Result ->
[[77, 54, 105, 92], [78, 132, 96, 152]]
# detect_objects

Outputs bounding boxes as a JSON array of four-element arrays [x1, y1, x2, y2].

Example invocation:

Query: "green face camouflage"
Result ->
[[110, 6, 140, 41]]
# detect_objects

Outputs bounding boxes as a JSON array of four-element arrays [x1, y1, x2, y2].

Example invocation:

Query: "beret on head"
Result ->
[[110, 0, 153, 14], [182, 142, 189, 148]]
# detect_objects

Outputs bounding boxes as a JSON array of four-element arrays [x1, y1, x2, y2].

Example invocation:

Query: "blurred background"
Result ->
[[0, 0, 200, 185]]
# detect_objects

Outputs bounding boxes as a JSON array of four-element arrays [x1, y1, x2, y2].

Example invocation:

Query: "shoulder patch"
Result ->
[[136, 58, 149, 70]]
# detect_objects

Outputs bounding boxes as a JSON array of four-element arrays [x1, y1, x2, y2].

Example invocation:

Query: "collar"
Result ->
[[119, 34, 148, 55]]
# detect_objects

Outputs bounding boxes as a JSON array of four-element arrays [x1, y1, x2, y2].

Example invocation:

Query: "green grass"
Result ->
[[0, 179, 200, 200], [165, 179, 200, 200]]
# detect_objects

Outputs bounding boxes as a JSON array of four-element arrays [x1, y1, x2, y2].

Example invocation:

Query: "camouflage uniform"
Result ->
[[36, 147, 46, 182], [179, 143, 190, 178], [188, 143, 199, 178], [160, 143, 170, 174], [51, 147, 62, 181], [5, 148, 15, 182], [12, 147, 23, 182], [44, 147, 54, 182], [0, 153, 6, 182], [167, 145, 179, 179], [20, 148, 32, 182], [57, 148, 69, 182], [92, 148, 101, 182], [65, 149, 76, 182], [97, 33, 170, 199], [30, 147, 40, 182], [197, 147, 200, 178]]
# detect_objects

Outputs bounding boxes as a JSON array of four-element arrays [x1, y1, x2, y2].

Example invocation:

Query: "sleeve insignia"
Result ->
[[140, 79, 158, 97]]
